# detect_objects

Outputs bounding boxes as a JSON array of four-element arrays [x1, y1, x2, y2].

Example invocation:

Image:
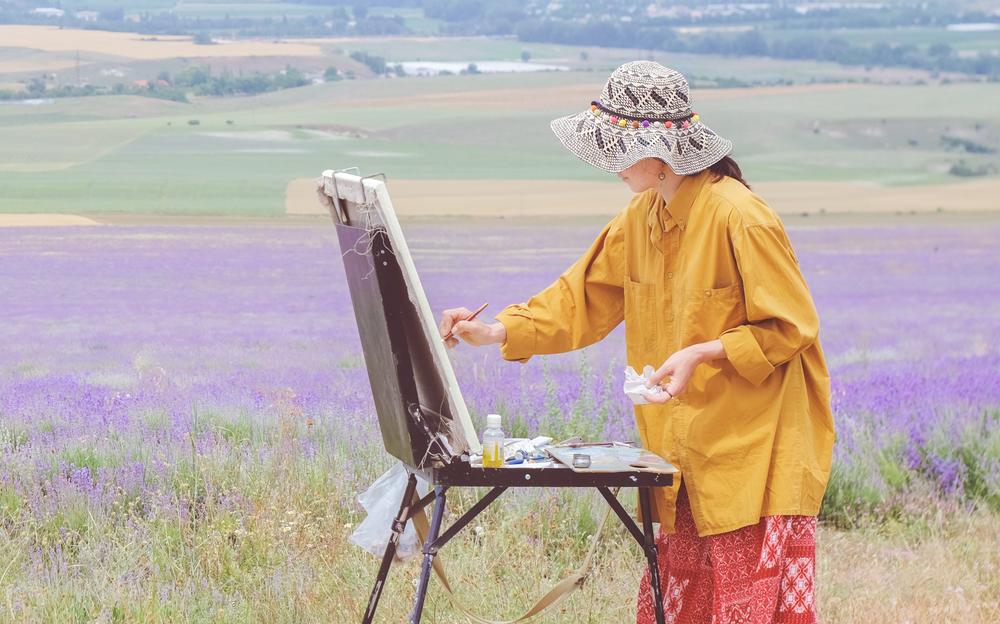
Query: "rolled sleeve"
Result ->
[[719, 325, 775, 387], [722, 220, 820, 385], [496, 304, 537, 363]]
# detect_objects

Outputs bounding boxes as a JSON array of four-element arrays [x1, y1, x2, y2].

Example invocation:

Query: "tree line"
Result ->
[[0, 8, 405, 38], [516, 21, 1000, 78], [0, 66, 313, 102]]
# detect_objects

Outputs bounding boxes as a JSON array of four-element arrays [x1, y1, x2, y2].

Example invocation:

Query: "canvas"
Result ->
[[316, 170, 481, 467]]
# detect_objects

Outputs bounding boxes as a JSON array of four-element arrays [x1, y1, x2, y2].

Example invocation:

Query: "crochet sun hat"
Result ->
[[550, 61, 732, 175]]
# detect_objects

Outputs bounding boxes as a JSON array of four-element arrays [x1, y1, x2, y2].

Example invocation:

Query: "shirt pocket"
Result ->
[[624, 278, 658, 356], [680, 283, 746, 347]]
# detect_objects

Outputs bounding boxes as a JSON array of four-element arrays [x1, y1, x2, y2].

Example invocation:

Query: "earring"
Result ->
[[658, 172, 666, 181]]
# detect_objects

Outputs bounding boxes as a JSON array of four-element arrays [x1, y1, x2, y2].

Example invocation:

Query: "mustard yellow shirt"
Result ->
[[496, 171, 835, 536]]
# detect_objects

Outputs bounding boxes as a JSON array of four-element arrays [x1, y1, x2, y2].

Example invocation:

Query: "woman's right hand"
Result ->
[[439, 307, 506, 349]]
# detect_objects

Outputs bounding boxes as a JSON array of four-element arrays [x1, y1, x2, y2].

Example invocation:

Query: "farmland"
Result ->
[[1, 71, 999, 215], [2, 26, 999, 216]]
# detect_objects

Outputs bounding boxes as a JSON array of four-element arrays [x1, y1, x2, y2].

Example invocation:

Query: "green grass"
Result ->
[[2, 39, 999, 215], [3, 407, 999, 623]]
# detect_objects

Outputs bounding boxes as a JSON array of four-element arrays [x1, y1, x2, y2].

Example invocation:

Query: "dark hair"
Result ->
[[708, 156, 750, 190]]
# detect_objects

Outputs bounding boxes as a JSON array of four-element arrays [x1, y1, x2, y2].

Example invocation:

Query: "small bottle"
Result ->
[[481, 414, 505, 468]]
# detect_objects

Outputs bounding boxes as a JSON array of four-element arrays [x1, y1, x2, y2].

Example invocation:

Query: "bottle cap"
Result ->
[[486, 414, 502, 429]]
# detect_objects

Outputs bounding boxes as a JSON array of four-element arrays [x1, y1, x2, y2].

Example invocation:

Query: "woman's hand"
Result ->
[[439, 307, 507, 349], [641, 340, 727, 404]]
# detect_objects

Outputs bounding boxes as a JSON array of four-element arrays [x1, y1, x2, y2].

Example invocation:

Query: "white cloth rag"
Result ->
[[624, 365, 663, 405]]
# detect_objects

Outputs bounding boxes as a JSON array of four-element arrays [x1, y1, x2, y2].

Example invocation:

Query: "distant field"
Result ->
[[0, 25, 324, 60], [1, 29, 998, 216], [2, 78, 999, 215], [172, 2, 336, 18], [762, 26, 1000, 53]]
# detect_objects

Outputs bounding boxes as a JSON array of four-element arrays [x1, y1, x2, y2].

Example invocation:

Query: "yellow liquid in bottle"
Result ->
[[482, 442, 503, 468]]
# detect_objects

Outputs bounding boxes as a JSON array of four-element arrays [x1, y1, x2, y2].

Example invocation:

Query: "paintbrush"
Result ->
[[442, 303, 489, 342]]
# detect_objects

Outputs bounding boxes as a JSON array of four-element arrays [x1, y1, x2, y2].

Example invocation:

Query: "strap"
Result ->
[[409, 489, 617, 624]]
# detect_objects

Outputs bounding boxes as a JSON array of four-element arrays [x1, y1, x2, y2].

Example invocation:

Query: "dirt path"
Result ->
[[287, 177, 1000, 217], [0, 214, 101, 226]]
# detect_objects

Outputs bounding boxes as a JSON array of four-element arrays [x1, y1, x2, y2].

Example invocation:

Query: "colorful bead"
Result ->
[[594, 109, 601, 116], [632, 120, 640, 128], [692, 114, 700, 122], [665, 121, 672, 128], [619, 119, 627, 127], [591, 104, 598, 112], [683, 121, 690, 129], [609, 116, 618, 124], [642, 120, 650, 128]]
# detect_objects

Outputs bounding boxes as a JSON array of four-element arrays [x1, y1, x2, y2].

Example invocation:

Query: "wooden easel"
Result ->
[[317, 169, 677, 624]]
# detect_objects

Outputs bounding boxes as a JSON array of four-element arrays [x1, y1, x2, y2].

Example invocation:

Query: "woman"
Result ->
[[439, 61, 834, 624]]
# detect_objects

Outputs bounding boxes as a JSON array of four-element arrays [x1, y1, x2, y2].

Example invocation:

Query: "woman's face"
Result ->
[[617, 158, 667, 193]]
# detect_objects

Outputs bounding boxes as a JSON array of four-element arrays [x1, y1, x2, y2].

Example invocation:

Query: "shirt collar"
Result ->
[[645, 171, 712, 251], [664, 169, 711, 232]]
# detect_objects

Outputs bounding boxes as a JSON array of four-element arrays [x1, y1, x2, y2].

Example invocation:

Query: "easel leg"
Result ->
[[639, 487, 666, 624], [409, 486, 447, 624], [362, 472, 418, 624]]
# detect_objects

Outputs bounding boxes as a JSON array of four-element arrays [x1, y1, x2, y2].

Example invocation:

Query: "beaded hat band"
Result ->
[[550, 61, 732, 176]]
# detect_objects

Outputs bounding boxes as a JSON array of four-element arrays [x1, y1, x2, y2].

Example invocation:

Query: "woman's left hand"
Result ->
[[641, 340, 727, 404]]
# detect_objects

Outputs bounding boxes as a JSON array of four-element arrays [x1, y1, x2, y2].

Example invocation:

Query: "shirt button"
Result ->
[[667, 272, 674, 279], [705, 290, 712, 297], [673, 398, 681, 406], [670, 314, 675, 322], [678, 220, 684, 227]]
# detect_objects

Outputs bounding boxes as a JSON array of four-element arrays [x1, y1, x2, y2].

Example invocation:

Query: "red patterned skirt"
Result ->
[[637, 484, 818, 624]]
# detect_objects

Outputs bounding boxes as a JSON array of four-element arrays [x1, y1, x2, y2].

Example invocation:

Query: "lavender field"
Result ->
[[2, 220, 999, 622]]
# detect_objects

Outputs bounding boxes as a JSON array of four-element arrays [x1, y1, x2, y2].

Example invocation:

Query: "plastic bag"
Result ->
[[348, 462, 430, 562]]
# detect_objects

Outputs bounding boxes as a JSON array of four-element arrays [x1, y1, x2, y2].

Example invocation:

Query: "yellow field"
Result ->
[[0, 214, 100, 226], [0, 25, 323, 60], [0, 59, 84, 74], [286, 177, 1000, 217]]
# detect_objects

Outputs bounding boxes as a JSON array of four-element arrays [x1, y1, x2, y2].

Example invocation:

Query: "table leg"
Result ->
[[409, 486, 447, 624], [362, 472, 417, 624], [639, 487, 666, 624]]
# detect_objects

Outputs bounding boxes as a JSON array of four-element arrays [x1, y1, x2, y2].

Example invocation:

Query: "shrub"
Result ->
[[349, 51, 385, 74], [949, 161, 992, 177], [941, 135, 996, 154], [324, 66, 342, 82]]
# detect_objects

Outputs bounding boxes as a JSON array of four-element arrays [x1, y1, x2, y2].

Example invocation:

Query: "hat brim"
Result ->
[[551, 110, 732, 176]]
